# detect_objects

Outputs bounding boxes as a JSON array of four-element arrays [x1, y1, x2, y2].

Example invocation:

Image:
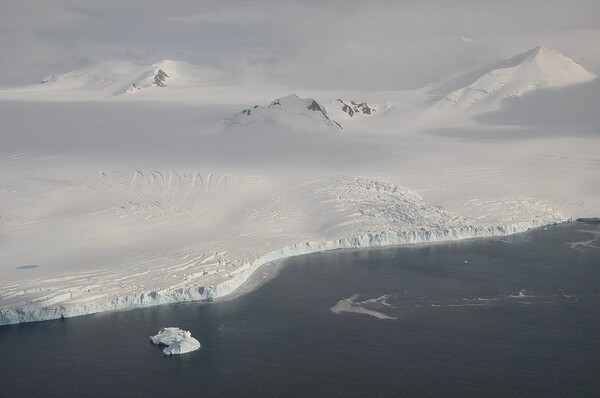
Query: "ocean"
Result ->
[[1, 222, 599, 397]]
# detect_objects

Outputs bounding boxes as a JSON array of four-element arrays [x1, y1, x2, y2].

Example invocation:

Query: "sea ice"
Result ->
[[150, 327, 201, 355], [330, 294, 397, 320]]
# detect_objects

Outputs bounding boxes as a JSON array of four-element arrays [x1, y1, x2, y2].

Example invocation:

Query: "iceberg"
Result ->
[[150, 327, 201, 355]]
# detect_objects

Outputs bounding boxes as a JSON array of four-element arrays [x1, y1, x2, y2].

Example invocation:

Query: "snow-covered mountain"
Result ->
[[432, 46, 597, 113], [325, 99, 389, 120], [38, 59, 220, 96], [226, 94, 343, 130], [125, 68, 169, 93], [331, 99, 376, 117]]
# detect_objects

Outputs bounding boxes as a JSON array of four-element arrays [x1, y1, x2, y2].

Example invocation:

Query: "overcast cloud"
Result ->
[[1, 0, 599, 89]]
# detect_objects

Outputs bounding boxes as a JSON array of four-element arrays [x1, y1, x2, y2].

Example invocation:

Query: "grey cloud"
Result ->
[[1, 0, 599, 88]]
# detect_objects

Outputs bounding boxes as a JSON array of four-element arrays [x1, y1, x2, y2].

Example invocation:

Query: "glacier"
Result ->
[[0, 217, 558, 326], [0, 46, 597, 327]]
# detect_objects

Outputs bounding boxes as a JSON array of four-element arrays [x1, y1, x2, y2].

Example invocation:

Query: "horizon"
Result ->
[[2, 0, 600, 89]]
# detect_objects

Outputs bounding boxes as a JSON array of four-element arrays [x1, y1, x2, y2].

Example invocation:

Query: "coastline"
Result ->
[[0, 219, 559, 326]]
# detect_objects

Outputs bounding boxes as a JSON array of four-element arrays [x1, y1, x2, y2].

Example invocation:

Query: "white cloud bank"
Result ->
[[1, 0, 599, 88]]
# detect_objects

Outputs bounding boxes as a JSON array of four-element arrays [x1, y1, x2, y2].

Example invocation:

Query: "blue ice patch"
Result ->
[[16, 265, 39, 270]]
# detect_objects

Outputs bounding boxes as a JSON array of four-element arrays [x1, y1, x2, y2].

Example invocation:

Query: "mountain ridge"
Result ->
[[227, 94, 343, 130], [38, 59, 220, 96], [431, 46, 596, 113]]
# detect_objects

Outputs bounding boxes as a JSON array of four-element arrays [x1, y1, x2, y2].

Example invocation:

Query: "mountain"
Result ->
[[432, 46, 597, 113], [325, 99, 389, 119], [37, 59, 220, 96], [226, 94, 343, 130]]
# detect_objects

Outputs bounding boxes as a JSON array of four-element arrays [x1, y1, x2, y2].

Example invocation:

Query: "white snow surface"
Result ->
[[150, 327, 201, 355], [0, 46, 598, 326]]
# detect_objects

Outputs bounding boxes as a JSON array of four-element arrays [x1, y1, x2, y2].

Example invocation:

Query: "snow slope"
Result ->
[[432, 46, 597, 114]]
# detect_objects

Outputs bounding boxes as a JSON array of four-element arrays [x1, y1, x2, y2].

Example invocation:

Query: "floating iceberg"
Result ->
[[150, 327, 201, 355]]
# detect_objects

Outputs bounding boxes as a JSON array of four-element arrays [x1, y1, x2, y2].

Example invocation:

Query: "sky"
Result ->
[[1, 0, 599, 89]]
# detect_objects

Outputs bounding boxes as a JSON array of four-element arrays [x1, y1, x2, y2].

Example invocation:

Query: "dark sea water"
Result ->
[[1, 223, 599, 397]]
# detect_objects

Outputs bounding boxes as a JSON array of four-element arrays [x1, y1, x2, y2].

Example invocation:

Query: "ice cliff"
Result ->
[[0, 219, 559, 325]]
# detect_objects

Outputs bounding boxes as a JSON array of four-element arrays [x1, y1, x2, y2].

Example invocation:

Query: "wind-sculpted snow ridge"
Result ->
[[225, 94, 343, 130], [0, 175, 563, 325], [432, 46, 597, 114]]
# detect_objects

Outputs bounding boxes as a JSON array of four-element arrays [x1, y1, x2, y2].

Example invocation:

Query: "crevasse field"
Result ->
[[0, 47, 598, 325]]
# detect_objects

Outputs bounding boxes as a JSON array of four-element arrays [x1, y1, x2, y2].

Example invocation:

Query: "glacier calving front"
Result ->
[[0, 176, 562, 325]]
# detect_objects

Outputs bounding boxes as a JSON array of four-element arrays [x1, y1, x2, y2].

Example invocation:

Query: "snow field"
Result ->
[[0, 46, 597, 324]]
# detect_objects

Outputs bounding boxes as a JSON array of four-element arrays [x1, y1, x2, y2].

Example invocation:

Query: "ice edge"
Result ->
[[0, 220, 556, 325]]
